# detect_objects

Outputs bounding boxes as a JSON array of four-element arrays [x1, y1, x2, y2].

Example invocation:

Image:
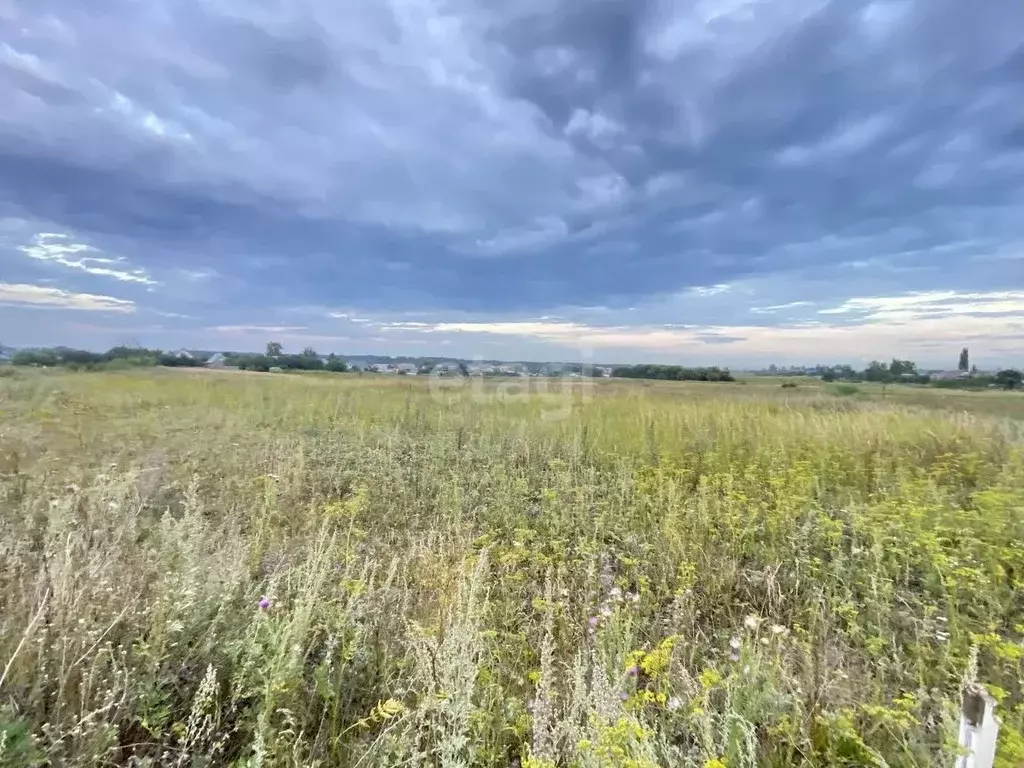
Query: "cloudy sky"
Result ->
[[1, 0, 1023, 367]]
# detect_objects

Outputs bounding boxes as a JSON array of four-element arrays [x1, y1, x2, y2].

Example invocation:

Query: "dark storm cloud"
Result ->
[[0, 0, 1022, 318]]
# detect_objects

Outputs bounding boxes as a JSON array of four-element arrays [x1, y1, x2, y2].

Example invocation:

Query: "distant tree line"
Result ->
[[8, 346, 207, 371], [5, 343, 356, 374], [611, 364, 735, 382], [5, 340, 1019, 390], [775, 356, 1023, 390], [815, 359, 932, 384], [231, 347, 348, 373]]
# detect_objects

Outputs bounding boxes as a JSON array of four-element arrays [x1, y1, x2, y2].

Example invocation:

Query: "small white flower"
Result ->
[[667, 696, 682, 711], [770, 624, 788, 636], [744, 615, 761, 631], [600, 605, 613, 618], [610, 587, 623, 601], [729, 636, 742, 650], [626, 592, 640, 604]]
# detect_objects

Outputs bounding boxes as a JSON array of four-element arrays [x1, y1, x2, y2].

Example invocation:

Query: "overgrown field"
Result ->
[[2, 369, 1024, 767]]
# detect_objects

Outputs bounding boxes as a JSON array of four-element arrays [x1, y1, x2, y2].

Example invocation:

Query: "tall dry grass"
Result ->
[[0, 369, 1023, 766]]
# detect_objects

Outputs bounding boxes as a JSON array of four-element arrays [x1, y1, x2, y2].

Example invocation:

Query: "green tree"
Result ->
[[324, 354, 348, 372], [266, 341, 283, 357], [888, 359, 917, 377], [11, 349, 59, 366], [958, 347, 970, 372], [864, 361, 890, 382], [609, 364, 734, 382], [994, 369, 1022, 390], [235, 353, 272, 372], [301, 346, 318, 358]]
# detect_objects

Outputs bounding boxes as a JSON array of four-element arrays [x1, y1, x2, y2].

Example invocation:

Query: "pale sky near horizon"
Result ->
[[1, 0, 1023, 368]]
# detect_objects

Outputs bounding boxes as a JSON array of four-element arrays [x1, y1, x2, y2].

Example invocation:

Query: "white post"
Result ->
[[956, 684, 1000, 768]]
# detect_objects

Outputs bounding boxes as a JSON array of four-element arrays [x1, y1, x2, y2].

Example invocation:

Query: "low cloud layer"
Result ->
[[0, 282, 136, 312], [18, 233, 155, 284], [1, 0, 1022, 365]]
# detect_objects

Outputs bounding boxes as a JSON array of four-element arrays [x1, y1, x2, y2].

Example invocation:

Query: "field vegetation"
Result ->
[[1, 369, 1023, 766]]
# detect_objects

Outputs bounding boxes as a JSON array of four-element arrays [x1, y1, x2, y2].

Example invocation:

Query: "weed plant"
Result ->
[[0, 370, 1023, 766]]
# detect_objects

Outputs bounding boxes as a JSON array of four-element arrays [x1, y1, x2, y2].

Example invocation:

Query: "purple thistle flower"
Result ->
[[626, 665, 639, 678], [258, 596, 271, 610], [588, 616, 599, 631], [619, 691, 629, 702]]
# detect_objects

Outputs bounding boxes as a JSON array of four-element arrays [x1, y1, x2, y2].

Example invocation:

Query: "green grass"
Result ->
[[1, 368, 1024, 766]]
